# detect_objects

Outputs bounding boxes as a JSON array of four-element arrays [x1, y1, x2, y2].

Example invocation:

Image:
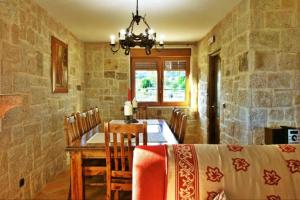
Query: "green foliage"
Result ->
[[141, 79, 153, 88]]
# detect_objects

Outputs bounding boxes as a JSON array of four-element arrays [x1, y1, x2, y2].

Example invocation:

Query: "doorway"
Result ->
[[207, 52, 221, 144]]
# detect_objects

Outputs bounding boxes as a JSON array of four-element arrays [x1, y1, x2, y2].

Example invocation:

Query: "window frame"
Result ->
[[130, 49, 191, 107]]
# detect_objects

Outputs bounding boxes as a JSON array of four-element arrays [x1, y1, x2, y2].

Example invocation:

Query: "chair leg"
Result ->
[[113, 191, 119, 200]]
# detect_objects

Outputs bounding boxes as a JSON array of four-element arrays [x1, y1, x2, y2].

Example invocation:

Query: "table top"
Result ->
[[65, 119, 178, 152]]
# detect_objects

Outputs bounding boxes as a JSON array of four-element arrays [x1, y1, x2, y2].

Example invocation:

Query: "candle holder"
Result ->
[[124, 115, 133, 124], [124, 115, 139, 124]]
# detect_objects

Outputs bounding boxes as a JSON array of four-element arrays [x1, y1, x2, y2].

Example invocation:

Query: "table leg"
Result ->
[[70, 152, 84, 200]]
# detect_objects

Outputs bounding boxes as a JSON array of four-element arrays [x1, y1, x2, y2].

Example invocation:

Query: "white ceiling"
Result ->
[[35, 0, 241, 42]]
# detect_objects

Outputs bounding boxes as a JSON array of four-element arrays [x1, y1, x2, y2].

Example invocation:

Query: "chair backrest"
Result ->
[[76, 112, 89, 136], [105, 121, 147, 172], [64, 115, 81, 146], [87, 109, 96, 130], [174, 111, 184, 140], [178, 114, 188, 144], [104, 121, 147, 196], [136, 106, 147, 119], [170, 108, 179, 131], [94, 107, 101, 125]]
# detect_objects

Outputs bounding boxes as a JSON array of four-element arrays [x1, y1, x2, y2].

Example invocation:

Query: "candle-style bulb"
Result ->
[[110, 35, 116, 45]]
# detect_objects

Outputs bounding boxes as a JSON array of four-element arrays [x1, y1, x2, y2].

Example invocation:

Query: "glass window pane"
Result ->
[[163, 71, 186, 102], [135, 70, 158, 102]]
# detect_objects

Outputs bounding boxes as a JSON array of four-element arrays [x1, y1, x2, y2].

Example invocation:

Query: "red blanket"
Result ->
[[132, 145, 167, 200]]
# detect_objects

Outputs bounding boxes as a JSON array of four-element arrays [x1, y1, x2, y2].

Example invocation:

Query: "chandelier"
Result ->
[[110, 0, 164, 55]]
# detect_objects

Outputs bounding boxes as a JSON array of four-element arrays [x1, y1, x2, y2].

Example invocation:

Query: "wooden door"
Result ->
[[208, 52, 221, 144]]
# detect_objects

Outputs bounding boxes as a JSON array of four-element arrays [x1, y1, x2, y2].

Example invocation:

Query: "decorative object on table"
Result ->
[[132, 97, 138, 118], [124, 101, 138, 123], [51, 36, 68, 93], [109, 0, 164, 55]]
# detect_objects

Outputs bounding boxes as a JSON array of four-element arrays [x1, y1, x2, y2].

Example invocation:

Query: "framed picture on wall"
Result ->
[[51, 36, 68, 93]]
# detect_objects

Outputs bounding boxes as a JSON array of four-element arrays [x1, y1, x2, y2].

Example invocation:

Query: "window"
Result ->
[[131, 49, 190, 106]]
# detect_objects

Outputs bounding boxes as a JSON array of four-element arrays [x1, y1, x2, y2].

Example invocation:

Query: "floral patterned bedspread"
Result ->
[[132, 144, 300, 200]]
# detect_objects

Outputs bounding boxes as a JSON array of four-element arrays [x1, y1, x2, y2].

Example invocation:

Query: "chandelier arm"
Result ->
[[110, 43, 120, 54], [142, 17, 151, 29], [136, 0, 139, 16]]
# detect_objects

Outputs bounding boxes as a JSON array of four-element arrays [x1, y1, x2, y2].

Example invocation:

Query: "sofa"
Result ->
[[132, 144, 300, 200]]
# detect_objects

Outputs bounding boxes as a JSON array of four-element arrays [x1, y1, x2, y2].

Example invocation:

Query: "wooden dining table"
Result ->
[[65, 119, 178, 200]]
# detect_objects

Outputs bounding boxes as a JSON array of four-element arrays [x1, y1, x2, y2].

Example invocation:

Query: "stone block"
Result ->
[[295, 95, 300, 105], [250, 108, 268, 128], [238, 13, 250, 34], [278, 53, 299, 70], [11, 24, 19, 44], [250, 73, 267, 88], [238, 90, 251, 106], [273, 91, 293, 106], [250, 10, 264, 29], [104, 96, 113, 102], [2, 42, 21, 63], [252, 90, 272, 107], [269, 109, 284, 120], [254, 51, 277, 71], [24, 123, 41, 136], [104, 71, 115, 78], [281, 29, 300, 52], [238, 52, 249, 72], [249, 30, 280, 50], [281, 0, 296, 9], [0, 152, 7, 177], [104, 59, 118, 70], [285, 108, 295, 121], [265, 11, 295, 28], [234, 34, 248, 54], [116, 72, 127, 80], [251, 0, 280, 10], [30, 87, 47, 105], [13, 73, 30, 93], [267, 72, 291, 88]]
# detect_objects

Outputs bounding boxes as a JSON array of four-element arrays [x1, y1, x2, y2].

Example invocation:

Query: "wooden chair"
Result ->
[[64, 112, 106, 199], [173, 111, 184, 140], [76, 112, 89, 136], [87, 109, 97, 133], [178, 114, 188, 144], [169, 108, 179, 132], [94, 107, 102, 130], [64, 115, 81, 146], [105, 121, 147, 200], [136, 106, 147, 119]]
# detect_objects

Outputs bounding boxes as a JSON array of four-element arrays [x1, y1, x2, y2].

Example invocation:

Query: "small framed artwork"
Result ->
[[51, 36, 68, 93]]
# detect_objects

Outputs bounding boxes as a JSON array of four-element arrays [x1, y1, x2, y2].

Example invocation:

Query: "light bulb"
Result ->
[[110, 35, 116, 45], [119, 29, 126, 40]]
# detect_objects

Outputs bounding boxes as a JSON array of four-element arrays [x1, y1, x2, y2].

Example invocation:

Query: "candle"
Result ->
[[132, 97, 137, 108], [159, 35, 165, 46], [110, 35, 116, 45], [124, 101, 133, 116], [119, 29, 126, 40], [128, 88, 131, 101], [148, 29, 154, 40]]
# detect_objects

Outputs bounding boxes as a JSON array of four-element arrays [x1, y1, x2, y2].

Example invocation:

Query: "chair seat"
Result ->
[[82, 158, 106, 166]]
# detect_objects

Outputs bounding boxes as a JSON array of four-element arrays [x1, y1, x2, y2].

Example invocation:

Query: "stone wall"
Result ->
[[249, 0, 300, 143], [197, 0, 251, 144], [83, 43, 202, 143], [0, 0, 84, 199], [197, 0, 300, 144]]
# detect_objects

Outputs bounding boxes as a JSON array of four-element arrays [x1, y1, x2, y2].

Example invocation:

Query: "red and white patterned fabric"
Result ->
[[132, 144, 300, 200]]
